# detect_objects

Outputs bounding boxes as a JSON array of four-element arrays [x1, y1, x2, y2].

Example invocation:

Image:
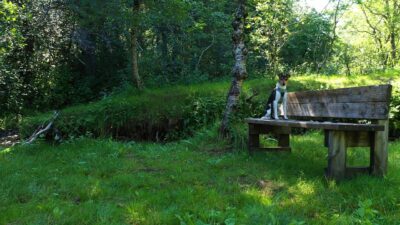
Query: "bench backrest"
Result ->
[[286, 85, 392, 120]]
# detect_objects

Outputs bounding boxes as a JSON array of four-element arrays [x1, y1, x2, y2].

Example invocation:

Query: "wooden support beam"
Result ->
[[278, 134, 291, 152], [246, 119, 384, 132], [327, 131, 347, 180], [372, 120, 389, 176], [248, 124, 259, 155], [345, 131, 372, 147], [249, 124, 291, 135]]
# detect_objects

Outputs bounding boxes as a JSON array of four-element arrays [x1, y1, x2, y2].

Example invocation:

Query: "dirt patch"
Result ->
[[237, 174, 254, 188], [257, 179, 285, 195]]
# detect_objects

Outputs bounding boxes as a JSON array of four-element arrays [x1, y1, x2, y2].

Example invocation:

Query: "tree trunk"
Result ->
[[318, 0, 341, 72], [220, 0, 248, 137], [131, 29, 142, 89], [131, 0, 144, 89], [345, 60, 351, 76], [390, 31, 397, 65], [385, 0, 397, 67]]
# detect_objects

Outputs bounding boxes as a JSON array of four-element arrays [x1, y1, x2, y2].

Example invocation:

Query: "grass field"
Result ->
[[1, 129, 400, 225], [18, 71, 400, 142], [2, 72, 400, 224]]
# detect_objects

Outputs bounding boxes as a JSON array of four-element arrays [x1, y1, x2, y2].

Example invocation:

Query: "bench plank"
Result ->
[[247, 85, 392, 180], [246, 119, 384, 132], [286, 102, 389, 120], [286, 85, 392, 120], [287, 85, 391, 104]]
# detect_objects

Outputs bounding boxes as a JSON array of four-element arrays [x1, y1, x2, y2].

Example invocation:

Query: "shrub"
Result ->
[[20, 74, 400, 142], [390, 87, 400, 139], [19, 79, 278, 141]]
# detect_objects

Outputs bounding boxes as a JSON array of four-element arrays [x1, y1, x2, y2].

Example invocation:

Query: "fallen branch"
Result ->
[[24, 111, 59, 145], [245, 90, 259, 102]]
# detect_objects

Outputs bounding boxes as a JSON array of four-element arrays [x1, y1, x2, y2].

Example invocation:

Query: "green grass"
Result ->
[[19, 71, 400, 141], [5, 72, 400, 224], [1, 129, 400, 224]]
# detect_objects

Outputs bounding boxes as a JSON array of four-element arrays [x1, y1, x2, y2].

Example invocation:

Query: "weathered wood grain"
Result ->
[[287, 85, 392, 104], [247, 85, 391, 180], [285, 85, 392, 120], [278, 134, 290, 149], [286, 102, 389, 120], [372, 120, 389, 176], [327, 131, 347, 180], [325, 131, 372, 147], [248, 124, 259, 155], [249, 125, 291, 135], [346, 131, 372, 147], [246, 119, 384, 131]]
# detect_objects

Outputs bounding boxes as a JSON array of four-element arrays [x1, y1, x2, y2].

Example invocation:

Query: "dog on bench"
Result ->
[[261, 73, 291, 120]]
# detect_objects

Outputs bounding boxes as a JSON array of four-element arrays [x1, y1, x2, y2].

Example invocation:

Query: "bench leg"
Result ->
[[248, 124, 259, 155], [278, 134, 291, 152], [327, 131, 347, 180], [372, 120, 389, 176]]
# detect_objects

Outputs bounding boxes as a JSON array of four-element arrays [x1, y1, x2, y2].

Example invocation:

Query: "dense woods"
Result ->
[[2, 1, 400, 224], [1, 0, 399, 120]]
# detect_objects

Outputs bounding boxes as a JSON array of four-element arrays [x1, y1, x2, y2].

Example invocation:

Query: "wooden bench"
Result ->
[[246, 85, 392, 180]]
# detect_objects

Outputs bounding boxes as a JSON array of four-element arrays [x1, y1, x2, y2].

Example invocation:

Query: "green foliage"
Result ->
[[0, 1, 25, 117], [353, 199, 381, 224], [0, 0, 349, 117], [248, 0, 294, 74], [1, 132, 400, 224], [390, 86, 400, 138], [339, 0, 400, 73], [19, 79, 276, 141], [281, 11, 333, 72], [20, 72, 400, 142]]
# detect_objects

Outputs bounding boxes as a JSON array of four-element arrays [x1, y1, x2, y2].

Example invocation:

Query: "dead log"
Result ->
[[24, 111, 59, 145]]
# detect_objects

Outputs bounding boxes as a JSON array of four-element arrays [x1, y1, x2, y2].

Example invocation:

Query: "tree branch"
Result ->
[[24, 112, 59, 145], [196, 35, 215, 71]]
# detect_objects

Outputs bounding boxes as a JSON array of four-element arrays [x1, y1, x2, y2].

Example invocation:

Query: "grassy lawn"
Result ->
[[1, 131, 400, 225], [2, 72, 400, 224]]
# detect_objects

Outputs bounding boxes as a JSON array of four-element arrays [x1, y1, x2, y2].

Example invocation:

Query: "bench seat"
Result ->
[[246, 84, 392, 180], [246, 118, 385, 132]]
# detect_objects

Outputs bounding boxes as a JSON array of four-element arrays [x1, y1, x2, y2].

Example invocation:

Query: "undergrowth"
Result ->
[[19, 73, 400, 142]]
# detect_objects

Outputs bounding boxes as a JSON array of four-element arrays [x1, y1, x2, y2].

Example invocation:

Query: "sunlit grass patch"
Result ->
[[1, 132, 400, 224]]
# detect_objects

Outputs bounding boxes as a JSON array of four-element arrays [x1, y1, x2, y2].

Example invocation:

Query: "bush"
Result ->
[[390, 87, 400, 139], [19, 79, 279, 141], [20, 74, 400, 142]]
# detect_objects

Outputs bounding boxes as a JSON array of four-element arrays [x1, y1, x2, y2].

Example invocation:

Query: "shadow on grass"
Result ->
[[234, 136, 400, 224], [1, 136, 400, 224]]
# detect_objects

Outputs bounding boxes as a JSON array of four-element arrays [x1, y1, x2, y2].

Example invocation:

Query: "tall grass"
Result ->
[[19, 73, 400, 142], [1, 129, 400, 224]]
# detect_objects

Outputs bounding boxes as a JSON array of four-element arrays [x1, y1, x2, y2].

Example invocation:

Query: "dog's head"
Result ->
[[278, 73, 291, 86]]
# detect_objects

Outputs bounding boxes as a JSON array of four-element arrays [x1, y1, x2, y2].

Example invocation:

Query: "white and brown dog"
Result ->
[[261, 73, 291, 120]]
